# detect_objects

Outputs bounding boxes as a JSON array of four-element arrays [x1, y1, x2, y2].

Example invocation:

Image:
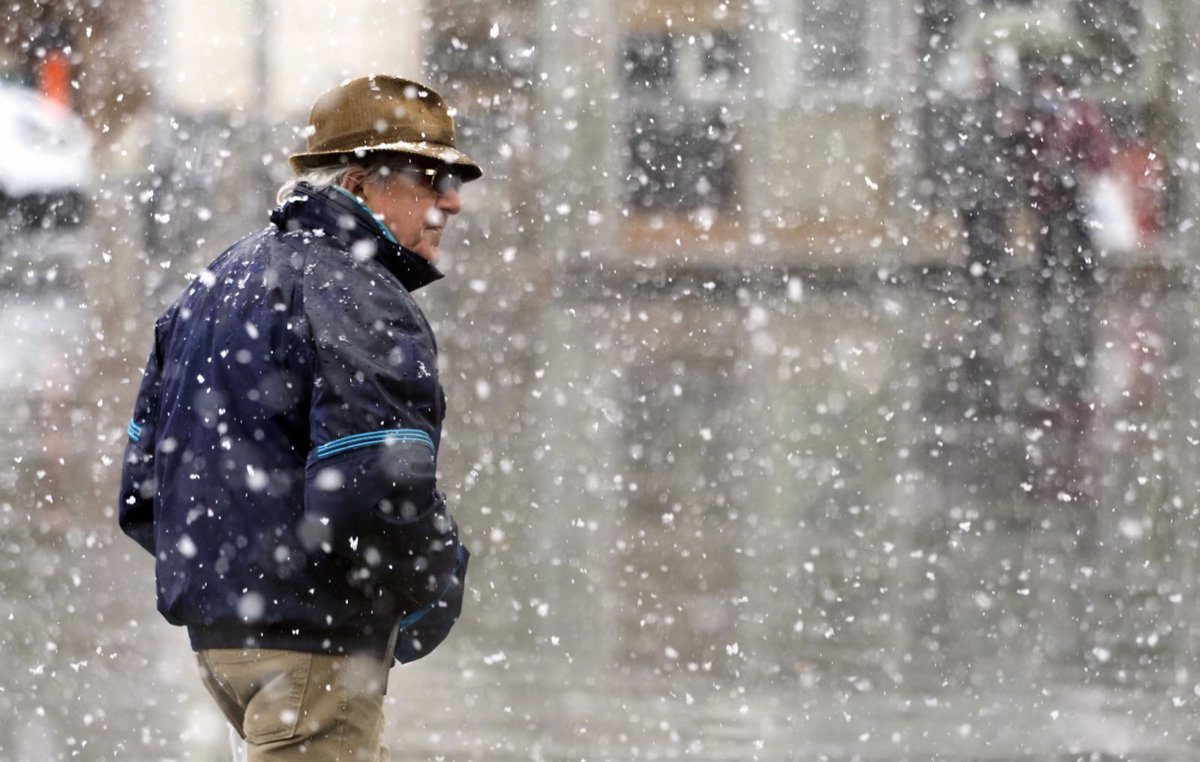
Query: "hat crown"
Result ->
[[288, 74, 481, 180], [307, 75, 456, 155]]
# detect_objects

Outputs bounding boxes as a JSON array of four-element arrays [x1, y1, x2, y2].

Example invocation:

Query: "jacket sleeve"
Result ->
[[301, 259, 460, 613], [395, 543, 469, 664], [118, 334, 163, 556]]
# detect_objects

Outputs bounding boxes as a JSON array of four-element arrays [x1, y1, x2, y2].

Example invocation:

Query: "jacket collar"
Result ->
[[270, 182, 444, 292]]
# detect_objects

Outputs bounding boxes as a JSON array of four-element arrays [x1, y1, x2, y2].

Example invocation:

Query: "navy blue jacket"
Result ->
[[119, 183, 467, 662]]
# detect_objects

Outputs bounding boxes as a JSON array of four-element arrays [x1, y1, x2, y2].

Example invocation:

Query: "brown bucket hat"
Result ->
[[288, 75, 482, 181]]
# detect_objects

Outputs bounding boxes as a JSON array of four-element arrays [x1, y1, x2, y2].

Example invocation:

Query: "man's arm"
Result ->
[[301, 258, 460, 614], [118, 334, 163, 556]]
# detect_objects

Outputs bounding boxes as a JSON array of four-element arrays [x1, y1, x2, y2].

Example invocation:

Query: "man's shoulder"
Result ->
[[161, 227, 310, 321], [299, 237, 413, 297], [302, 252, 425, 344], [224, 224, 324, 262], [203, 224, 344, 290], [266, 215, 418, 322]]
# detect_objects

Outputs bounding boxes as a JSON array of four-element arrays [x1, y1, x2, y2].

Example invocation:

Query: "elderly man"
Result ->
[[118, 75, 478, 760]]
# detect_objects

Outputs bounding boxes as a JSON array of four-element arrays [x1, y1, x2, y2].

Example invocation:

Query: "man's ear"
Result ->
[[341, 166, 367, 195]]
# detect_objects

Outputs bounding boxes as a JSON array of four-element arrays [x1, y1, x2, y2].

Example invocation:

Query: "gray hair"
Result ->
[[275, 158, 403, 205]]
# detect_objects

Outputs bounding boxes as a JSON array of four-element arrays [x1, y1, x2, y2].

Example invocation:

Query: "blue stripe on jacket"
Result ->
[[315, 429, 435, 460]]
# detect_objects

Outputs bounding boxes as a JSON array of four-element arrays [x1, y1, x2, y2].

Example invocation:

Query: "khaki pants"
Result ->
[[196, 648, 391, 762]]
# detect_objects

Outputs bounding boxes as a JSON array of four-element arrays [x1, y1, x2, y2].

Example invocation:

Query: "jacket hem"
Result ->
[[188, 623, 396, 660]]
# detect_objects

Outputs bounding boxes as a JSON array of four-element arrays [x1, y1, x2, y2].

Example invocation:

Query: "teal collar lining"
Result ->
[[331, 186, 400, 246]]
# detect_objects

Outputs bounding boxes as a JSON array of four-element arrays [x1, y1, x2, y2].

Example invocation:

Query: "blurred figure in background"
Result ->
[[1027, 63, 1112, 287], [949, 49, 1025, 416], [118, 75, 479, 761], [955, 51, 1024, 289], [1025, 62, 1112, 430]]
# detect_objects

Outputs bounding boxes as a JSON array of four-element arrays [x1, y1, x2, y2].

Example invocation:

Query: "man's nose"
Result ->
[[437, 187, 462, 216]]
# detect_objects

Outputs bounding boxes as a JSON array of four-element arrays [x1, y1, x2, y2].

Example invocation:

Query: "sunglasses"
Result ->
[[388, 165, 465, 195]]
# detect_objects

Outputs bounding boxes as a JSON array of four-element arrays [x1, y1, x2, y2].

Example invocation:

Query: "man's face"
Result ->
[[355, 163, 464, 263]]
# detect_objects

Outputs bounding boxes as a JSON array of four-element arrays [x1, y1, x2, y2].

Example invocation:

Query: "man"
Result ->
[[949, 50, 1024, 415], [118, 75, 478, 760], [1027, 64, 1111, 287], [1025, 64, 1111, 426]]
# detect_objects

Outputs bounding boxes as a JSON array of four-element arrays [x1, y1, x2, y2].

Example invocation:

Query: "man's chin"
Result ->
[[415, 234, 442, 263]]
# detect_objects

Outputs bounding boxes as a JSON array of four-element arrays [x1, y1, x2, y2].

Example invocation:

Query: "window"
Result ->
[[798, 0, 868, 84], [621, 30, 741, 214], [1073, 0, 1142, 83]]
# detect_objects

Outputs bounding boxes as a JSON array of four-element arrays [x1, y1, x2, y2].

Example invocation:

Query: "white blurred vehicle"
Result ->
[[0, 80, 92, 227]]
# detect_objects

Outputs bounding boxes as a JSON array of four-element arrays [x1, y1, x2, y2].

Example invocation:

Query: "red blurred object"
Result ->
[[1029, 96, 1113, 212], [38, 51, 71, 108], [1110, 143, 1165, 244]]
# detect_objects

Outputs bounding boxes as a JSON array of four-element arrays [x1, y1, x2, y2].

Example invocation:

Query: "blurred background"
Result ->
[[3, 0, 1200, 759]]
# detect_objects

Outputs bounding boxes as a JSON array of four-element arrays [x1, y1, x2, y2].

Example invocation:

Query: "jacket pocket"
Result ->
[[302, 444, 457, 608], [301, 440, 437, 560], [379, 490, 459, 609]]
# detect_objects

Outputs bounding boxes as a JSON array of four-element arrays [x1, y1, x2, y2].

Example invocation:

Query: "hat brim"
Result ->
[[288, 140, 483, 182]]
